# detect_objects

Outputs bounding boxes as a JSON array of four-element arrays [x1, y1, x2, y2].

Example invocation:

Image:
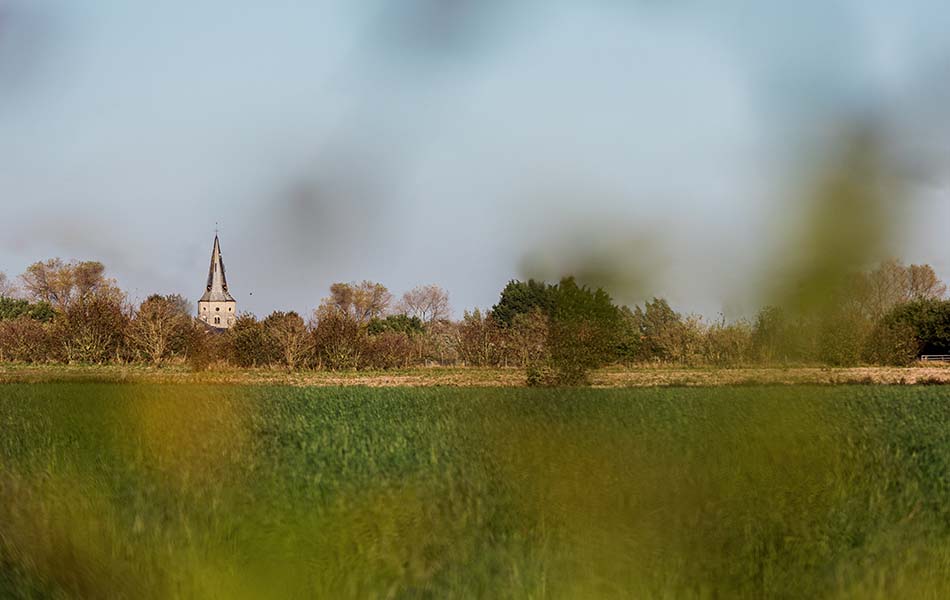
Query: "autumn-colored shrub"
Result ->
[[225, 314, 280, 368], [363, 331, 414, 369], [51, 296, 129, 364], [312, 311, 364, 370], [0, 317, 53, 363]]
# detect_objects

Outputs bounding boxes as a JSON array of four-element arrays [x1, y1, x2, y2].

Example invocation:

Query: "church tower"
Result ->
[[198, 234, 237, 329]]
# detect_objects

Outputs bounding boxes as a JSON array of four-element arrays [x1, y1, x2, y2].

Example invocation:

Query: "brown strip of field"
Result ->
[[2, 364, 950, 387]]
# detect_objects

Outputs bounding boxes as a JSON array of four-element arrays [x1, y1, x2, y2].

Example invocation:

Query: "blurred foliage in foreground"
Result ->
[[3, 384, 950, 598]]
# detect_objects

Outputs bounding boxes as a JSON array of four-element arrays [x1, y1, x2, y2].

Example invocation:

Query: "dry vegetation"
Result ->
[[2, 362, 950, 387]]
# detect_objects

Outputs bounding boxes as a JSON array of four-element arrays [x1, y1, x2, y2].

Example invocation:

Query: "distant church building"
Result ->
[[198, 234, 237, 329]]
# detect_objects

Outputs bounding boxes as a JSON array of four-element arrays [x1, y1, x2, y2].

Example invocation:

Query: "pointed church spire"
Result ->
[[199, 234, 235, 303]]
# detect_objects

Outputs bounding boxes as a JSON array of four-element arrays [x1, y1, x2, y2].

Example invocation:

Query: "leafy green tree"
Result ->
[[866, 300, 950, 363], [490, 279, 557, 327], [367, 314, 425, 336], [539, 277, 623, 386], [0, 297, 55, 322], [26, 302, 55, 322], [615, 306, 643, 364], [630, 298, 683, 362], [488, 277, 623, 383]]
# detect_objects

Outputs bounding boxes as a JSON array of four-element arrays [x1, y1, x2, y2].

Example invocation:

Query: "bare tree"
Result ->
[[127, 294, 193, 364], [0, 272, 17, 298], [855, 259, 947, 320], [456, 309, 503, 366], [860, 258, 910, 321], [320, 281, 392, 324], [20, 259, 122, 310], [264, 311, 313, 369], [907, 264, 947, 301], [397, 284, 450, 323], [420, 319, 459, 365]]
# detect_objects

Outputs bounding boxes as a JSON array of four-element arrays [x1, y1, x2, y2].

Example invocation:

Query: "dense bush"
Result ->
[[312, 311, 364, 370], [184, 325, 229, 372], [880, 300, 950, 356], [703, 319, 754, 366], [226, 315, 280, 368], [263, 311, 313, 369], [52, 296, 130, 364], [864, 319, 920, 366], [456, 309, 503, 366], [363, 331, 414, 369], [543, 277, 623, 385], [862, 300, 950, 365], [629, 298, 682, 362], [752, 306, 788, 364], [818, 309, 871, 367], [0, 317, 53, 363]]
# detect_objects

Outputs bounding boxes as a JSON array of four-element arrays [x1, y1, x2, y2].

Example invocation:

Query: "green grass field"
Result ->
[[3, 384, 950, 598]]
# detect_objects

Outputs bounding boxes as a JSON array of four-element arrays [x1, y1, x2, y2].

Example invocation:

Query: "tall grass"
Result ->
[[2, 384, 950, 598]]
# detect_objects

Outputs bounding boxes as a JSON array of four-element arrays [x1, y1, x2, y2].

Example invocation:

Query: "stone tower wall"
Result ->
[[198, 300, 237, 328]]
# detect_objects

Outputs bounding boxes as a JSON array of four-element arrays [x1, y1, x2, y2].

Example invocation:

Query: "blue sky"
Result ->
[[1, 1, 949, 318]]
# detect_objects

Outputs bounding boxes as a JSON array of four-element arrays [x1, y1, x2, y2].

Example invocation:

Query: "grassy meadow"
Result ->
[[3, 384, 950, 598]]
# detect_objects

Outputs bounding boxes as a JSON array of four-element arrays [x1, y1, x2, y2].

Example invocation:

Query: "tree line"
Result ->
[[1, 257, 949, 384]]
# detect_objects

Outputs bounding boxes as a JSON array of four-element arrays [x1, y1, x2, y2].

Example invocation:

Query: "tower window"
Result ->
[[214, 316, 221, 325], [216, 307, 220, 312]]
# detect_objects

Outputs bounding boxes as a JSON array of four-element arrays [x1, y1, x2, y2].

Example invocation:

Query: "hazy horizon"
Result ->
[[2, 1, 949, 319]]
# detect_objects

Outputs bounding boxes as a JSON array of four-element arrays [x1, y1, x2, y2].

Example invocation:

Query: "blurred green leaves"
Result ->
[[766, 126, 898, 316], [4, 384, 950, 597]]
